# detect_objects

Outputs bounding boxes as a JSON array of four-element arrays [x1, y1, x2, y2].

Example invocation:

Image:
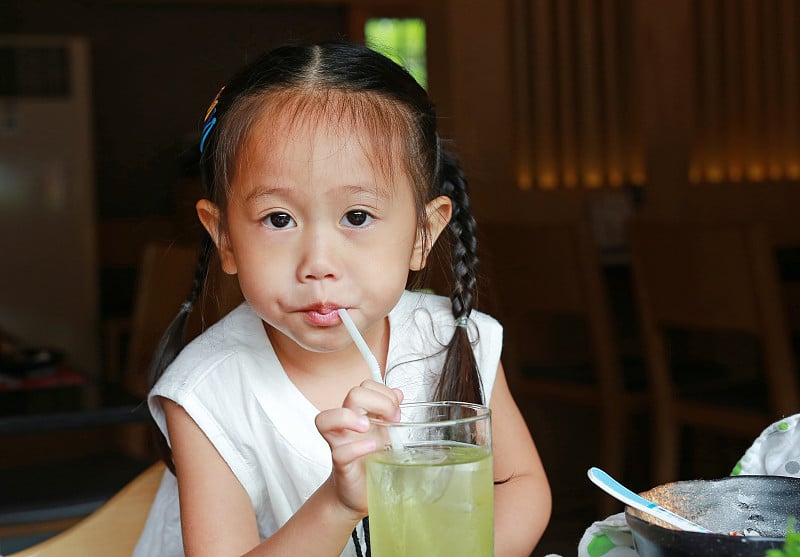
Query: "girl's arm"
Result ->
[[490, 362, 552, 556], [162, 380, 400, 557], [163, 398, 262, 556], [164, 398, 360, 557]]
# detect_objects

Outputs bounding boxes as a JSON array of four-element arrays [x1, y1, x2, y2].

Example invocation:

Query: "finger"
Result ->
[[355, 379, 404, 406], [342, 384, 400, 420], [330, 437, 378, 468], [315, 408, 370, 437], [356, 379, 401, 400]]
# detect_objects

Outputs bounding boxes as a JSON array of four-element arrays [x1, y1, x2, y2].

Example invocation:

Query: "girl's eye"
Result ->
[[264, 213, 295, 229], [342, 210, 372, 227]]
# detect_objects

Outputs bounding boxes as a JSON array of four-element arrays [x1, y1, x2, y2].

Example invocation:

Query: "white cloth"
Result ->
[[133, 290, 502, 557], [734, 413, 800, 477]]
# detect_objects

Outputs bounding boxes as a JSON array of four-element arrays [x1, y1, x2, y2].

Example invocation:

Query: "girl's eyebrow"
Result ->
[[243, 185, 291, 203], [336, 184, 390, 200], [243, 183, 390, 203]]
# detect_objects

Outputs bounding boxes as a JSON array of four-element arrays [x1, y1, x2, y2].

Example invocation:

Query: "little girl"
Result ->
[[134, 41, 551, 557]]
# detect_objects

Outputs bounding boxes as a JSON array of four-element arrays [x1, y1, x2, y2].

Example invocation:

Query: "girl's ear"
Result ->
[[196, 199, 238, 275], [410, 195, 453, 271]]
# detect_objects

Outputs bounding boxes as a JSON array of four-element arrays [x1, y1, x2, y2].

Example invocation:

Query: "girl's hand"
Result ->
[[314, 380, 403, 516]]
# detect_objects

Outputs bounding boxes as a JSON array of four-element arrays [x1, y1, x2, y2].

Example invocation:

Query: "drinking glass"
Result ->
[[365, 401, 493, 556]]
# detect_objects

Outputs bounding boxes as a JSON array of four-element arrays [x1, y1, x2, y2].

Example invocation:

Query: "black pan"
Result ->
[[626, 475, 800, 557]]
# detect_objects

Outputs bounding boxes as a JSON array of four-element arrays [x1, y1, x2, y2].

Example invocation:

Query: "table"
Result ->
[[0, 365, 154, 549]]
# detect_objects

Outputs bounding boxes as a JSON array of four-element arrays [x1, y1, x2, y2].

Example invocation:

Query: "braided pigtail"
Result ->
[[148, 233, 214, 473], [432, 148, 483, 404], [146, 80, 229, 472]]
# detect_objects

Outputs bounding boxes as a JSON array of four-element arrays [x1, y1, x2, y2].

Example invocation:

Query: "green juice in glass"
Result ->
[[366, 442, 494, 556]]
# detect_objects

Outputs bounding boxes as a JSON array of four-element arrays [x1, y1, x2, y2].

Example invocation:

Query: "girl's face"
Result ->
[[198, 103, 451, 356]]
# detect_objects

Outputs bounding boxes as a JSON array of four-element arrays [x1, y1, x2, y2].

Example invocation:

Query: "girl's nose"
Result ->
[[297, 229, 340, 282]]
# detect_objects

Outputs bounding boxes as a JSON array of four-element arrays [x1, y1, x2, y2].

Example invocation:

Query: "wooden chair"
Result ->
[[8, 462, 165, 557], [102, 241, 242, 461], [106, 242, 243, 400], [481, 221, 646, 513], [628, 219, 800, 484]]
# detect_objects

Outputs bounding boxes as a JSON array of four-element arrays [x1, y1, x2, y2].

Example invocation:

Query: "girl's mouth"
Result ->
[[302, 304, 343, 327]]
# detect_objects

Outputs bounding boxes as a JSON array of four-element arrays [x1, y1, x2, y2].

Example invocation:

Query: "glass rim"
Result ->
[[369, 401, 491, 427]]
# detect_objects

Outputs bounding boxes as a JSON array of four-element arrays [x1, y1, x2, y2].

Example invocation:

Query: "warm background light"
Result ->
[[512, 0, 644, 192], [515, 0, 800, 191]]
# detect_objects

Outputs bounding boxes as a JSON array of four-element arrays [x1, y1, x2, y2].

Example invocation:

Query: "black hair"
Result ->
[[149, 41, 482, 471]]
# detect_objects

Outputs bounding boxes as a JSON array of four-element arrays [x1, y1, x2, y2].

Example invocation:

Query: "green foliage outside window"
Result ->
[[365, 18, 427, 89]]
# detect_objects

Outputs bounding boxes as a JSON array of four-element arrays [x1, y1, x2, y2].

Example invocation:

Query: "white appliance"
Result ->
[[0, 35, 99, 377]]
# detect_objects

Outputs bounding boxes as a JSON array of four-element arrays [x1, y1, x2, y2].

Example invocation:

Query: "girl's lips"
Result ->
[[302, 305, 343, 327]]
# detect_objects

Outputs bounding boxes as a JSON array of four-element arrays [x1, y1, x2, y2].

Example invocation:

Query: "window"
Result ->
[[364, 18, 427, 89]]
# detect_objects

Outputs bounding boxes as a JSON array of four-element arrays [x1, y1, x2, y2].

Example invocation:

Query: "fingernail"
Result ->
[[359, 415, 370, 430]]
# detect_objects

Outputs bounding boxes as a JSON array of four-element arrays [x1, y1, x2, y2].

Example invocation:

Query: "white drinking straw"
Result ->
[[337, 308, 403, 450], [337, 308, 383, 384]]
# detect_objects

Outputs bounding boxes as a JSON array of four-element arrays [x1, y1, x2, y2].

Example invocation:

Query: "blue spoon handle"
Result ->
[[587, 467, 712, 533]]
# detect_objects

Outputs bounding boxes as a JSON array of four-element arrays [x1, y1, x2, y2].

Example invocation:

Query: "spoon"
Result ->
[[587, 467, 712, 533]]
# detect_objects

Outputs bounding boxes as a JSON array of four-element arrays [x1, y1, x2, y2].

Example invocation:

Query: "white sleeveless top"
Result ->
[[133, 290, 502, 557]]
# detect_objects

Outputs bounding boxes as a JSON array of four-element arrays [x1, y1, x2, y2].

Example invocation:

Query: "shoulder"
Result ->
[[388, 290, 503, 402], [147, 302, 275, 475], [149, 302, 265, 407], [393, 290, 502, 340]]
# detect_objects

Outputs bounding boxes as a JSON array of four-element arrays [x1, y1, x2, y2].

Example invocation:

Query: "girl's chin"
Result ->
[[265, 324, 351, 354]]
